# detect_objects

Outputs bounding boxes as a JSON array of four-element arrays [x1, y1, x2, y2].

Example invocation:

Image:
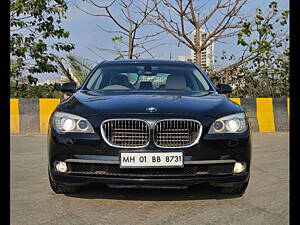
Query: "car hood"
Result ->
[[56, 90, 241, 119]]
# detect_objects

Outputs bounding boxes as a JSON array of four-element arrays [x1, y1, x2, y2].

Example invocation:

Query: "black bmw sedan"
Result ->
[[48, 60, 251, 195]]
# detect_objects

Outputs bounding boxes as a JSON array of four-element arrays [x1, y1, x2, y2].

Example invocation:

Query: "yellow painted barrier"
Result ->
[[287, 97, 289, 119], [230, 98, 241, 105], [39, 98, 61, 133], [9, 97, 290, 133], [10, 99, 20, 133], [256, 98, 275, 132]]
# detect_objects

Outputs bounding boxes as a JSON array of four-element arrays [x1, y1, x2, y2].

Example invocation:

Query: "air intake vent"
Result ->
[[101, 119, 150, 148], [154, 119, 202, 148]]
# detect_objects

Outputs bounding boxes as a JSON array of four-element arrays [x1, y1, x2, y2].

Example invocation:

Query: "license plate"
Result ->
[[120, 151, 184, 168]]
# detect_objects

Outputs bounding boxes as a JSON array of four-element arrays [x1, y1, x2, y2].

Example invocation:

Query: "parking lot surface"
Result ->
[[10, 133, 289, 225]]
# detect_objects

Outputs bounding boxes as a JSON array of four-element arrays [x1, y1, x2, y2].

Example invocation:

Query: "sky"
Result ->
[[33, 0, 289, 82]]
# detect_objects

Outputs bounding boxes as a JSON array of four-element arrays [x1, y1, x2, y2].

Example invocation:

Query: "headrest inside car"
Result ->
[[166, 75, 187, 90], [110, 75, 134, 89]]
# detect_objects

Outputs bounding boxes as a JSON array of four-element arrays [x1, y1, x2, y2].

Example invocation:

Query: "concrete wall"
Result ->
[[10, 98, 289, 134]]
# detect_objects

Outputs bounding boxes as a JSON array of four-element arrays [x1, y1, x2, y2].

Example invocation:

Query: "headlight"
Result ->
[[52, 112, 94, 133], [208, 113, 247, 134]]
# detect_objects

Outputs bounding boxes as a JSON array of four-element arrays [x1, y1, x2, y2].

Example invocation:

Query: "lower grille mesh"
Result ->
[[67, 163, 234, 177]]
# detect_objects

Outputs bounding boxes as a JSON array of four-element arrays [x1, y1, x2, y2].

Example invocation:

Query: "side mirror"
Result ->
[[60, 82, 77, 93], [217, 83, 232, 94]]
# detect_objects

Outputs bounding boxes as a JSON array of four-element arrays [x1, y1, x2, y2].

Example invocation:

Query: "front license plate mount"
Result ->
[[119, 151, 184, 169]]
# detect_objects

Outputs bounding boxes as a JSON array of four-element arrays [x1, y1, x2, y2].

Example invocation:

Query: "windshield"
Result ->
[[83, 64, 213, 92]]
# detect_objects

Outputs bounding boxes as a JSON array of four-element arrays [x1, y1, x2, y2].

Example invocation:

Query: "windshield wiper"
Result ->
[[192, 90, 215, 97]]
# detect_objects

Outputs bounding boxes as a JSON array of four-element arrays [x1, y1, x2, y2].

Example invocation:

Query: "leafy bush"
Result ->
[[10, 82, 64, 98]]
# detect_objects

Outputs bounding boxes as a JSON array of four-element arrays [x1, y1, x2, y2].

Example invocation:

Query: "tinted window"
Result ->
[[83, 64, 212, 92]]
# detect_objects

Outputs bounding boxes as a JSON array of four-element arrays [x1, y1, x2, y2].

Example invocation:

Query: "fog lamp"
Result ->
[[55, 161, 67, 173], [233, 162, 246, 174]]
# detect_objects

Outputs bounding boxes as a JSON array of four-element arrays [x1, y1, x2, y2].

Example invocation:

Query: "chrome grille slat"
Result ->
[[101, 119, 150, 148], [101, 119, 201, 148], [154, 119, 202, 148]]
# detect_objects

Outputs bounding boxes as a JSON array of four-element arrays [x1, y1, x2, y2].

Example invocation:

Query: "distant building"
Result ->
[[178, 55, 193, 62], [191, 29, 215, 70]]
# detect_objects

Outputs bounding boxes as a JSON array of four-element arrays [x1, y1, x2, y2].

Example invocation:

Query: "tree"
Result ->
[[10, 0, 75, 79], [149, 0, 247, 66], [146, 0, 289, 97], [210, 1, 289, 88], [215, 1, 289, 76], [208, 1, 290, 98], [221, 48, 289, 98], [53, 54, 94, 85], [74, 0, 164, 59]]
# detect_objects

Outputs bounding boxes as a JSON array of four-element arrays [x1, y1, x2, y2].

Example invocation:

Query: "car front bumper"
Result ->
[[48, 126, 251, 188]]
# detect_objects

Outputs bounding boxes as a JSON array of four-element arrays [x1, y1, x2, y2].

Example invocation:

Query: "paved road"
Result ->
[[10, 133, 289, 225]]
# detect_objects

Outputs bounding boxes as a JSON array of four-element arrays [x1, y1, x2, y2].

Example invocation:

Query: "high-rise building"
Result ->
[[191, 29, 215, 70]]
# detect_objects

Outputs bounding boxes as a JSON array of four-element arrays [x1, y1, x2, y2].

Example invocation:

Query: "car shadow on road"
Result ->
[[65, 183, 243, 201]]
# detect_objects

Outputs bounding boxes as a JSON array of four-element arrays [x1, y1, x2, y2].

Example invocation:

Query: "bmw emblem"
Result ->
[[146, 107, 157, 113]]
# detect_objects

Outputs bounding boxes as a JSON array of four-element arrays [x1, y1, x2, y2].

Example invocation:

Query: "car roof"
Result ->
[[101, 59, 195, 66]]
